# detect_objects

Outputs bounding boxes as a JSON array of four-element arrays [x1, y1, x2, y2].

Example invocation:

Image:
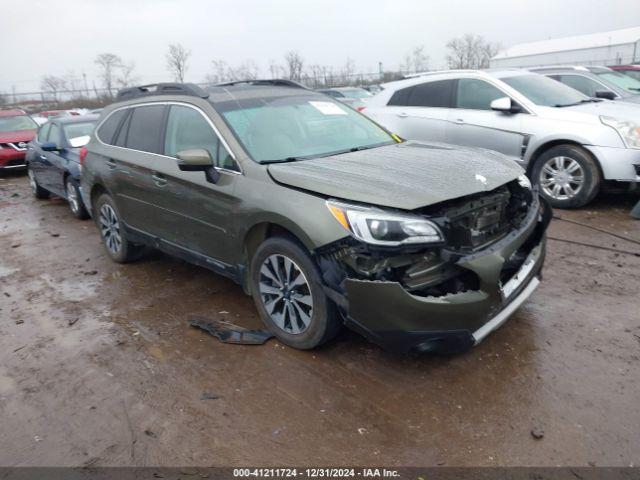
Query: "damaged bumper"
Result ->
[[340, 195, 551, 354]]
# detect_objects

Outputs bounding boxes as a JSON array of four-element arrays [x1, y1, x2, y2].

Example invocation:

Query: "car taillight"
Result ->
[[357, 106, 366, 112], [79, 147, 88, 165]]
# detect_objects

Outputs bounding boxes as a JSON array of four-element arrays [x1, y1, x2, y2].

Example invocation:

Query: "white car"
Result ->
[[364, 69, 640, 208]]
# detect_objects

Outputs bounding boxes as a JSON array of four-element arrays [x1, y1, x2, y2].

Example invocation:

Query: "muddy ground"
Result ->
[[1, 172, 639, 467]]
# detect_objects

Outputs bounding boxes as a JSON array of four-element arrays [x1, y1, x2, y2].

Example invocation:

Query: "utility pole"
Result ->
[[378, 62, 383, 81]]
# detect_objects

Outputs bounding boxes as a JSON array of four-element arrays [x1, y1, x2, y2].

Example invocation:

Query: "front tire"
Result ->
[[94, 193, 143, 263], [65, 177, 89, 220], [27, 165, 50, 199], [250, 236, 341, 350], [531, 144, 601, 208]]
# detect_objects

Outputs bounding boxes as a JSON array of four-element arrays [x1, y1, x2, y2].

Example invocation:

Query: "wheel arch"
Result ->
[[241, 221, 316, 294], [526, 139, 603, 179]]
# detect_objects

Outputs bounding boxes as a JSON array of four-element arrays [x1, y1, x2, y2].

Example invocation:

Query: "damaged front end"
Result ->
[[317, 179, 551, 354]]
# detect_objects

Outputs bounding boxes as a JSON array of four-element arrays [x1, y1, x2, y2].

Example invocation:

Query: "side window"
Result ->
[[125, 105, 166, 154], [557, 75, 602, 97], [388, 86, 412, 106], [406, 80, 455, 107], [48, 123, 61, 145], [456, 78, 506, 110], [96, 109, 127, 144], [38, 123, 50, 143], [164, 105, 238, 171], [114, 110, 132, 147]]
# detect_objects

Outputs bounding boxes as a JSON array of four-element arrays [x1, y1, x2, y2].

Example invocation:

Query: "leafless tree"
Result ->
[[446, 34, 500, 69], [268, 60, 286, 79], [40, 75, 68, 102], [117, 61, 139, 88], [0, 92, 6, 106], [402, 46, 430, 74], [284, 51, 304, 82], [166, 44, 191, 82], [95, 53, 123, 97]]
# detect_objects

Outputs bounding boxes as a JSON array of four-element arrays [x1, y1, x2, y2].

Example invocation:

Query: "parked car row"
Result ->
[[363, 66, 640, 208]]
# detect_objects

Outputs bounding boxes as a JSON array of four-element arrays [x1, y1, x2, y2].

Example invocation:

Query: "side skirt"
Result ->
[[123, 223, 245, 286]]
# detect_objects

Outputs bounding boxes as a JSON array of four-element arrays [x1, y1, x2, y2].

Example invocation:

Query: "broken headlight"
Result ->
[[326, 200, 444, 246]]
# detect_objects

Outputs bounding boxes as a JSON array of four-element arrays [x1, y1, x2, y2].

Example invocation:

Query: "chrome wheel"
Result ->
[[28, 169, 37, 193], [258, 254, 313, 334], [99, 204, 122, 254], [539, 156, 584, 200], [66, 179, 79, 214]]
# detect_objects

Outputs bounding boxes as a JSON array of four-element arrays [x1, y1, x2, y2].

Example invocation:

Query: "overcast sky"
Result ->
[[2, 0, 640, 93]]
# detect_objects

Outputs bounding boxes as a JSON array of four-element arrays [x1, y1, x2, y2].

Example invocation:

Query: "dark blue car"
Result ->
[[26, 115, 98, 219]]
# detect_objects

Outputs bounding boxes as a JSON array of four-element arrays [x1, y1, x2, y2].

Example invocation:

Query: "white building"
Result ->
[[491, 26, 640, 68]]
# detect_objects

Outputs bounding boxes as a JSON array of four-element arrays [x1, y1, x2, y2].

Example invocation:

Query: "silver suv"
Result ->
[[365, 69, 640, 208]]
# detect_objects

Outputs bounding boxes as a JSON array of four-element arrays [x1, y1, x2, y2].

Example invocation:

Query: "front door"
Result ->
[[447, 78, 526, 163], [149, 104, 242, 265]]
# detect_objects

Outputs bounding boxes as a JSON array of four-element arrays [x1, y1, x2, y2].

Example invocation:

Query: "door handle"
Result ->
[[39, 155, 47, 160], [453, 118, 465, 124], [152, 174, 167, 187], [397, 112, 408, 118], [105, 160, 116, 169]]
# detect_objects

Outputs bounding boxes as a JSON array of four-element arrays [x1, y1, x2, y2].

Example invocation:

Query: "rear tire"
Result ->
[[531, 144, 600, 208], [65, 177, 89, 220], [250, 236, 341, 350], [27, 165, 50, 199], [94, 193, 143, 263]]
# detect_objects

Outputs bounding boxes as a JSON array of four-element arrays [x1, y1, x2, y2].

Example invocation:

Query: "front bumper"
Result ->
[[342, 195, 551, 354], [585, 145, 640, 182], [0, 149, 27, 169]]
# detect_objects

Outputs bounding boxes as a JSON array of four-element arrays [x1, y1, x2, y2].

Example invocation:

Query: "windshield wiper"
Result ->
[[554, 99, 598, 107]]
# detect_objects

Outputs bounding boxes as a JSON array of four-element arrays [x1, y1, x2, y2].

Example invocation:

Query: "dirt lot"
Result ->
[[1, 172, 639, 467]]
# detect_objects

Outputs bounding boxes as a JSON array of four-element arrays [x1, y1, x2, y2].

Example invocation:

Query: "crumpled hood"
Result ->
[[0, 129, 36, 144], [268, 141, 523, 210]]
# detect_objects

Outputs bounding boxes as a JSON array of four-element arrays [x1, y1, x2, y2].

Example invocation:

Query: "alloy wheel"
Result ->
[[66, 179, 79, 214], [539, 156, 584, 200], [258, 254, 313, 334], [99, 204, 122, 254]]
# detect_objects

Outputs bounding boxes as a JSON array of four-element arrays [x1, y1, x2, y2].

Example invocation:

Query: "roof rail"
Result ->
[[215, 79, 309, 90], [116, 83, 209, 101]]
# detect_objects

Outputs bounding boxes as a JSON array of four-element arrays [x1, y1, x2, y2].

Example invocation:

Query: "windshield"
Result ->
[[594, 70, 640, 93], [340, 89, 373, 99], [218, 94, 394, 163], [63, 122, 96, 142], [501, 74, 589, 107], [0, 115, 38, 133]]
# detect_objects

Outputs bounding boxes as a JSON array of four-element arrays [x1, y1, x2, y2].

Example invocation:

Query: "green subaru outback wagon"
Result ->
[[81, 81, 550, 354]]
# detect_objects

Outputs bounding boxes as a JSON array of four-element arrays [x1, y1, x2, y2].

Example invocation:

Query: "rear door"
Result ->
[[150, 103, 241, 264], [381, 79, 455, 143], [108, 104, 167, 235], [447, 77, 526, 162]]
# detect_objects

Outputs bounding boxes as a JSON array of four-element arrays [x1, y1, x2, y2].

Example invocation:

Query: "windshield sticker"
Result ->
[[309, 101, 348, 115]]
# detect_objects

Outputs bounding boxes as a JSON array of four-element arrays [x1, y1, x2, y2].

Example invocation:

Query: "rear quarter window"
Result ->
[[97, 109, 127, 144]]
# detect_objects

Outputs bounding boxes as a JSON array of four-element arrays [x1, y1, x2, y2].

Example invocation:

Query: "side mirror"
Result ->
[[68, 135, 91, 148], [595, 90, 616, 100], [41, 141, 59, 152], [490, 97, 523, 113], [176, 148, 220, 183]]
